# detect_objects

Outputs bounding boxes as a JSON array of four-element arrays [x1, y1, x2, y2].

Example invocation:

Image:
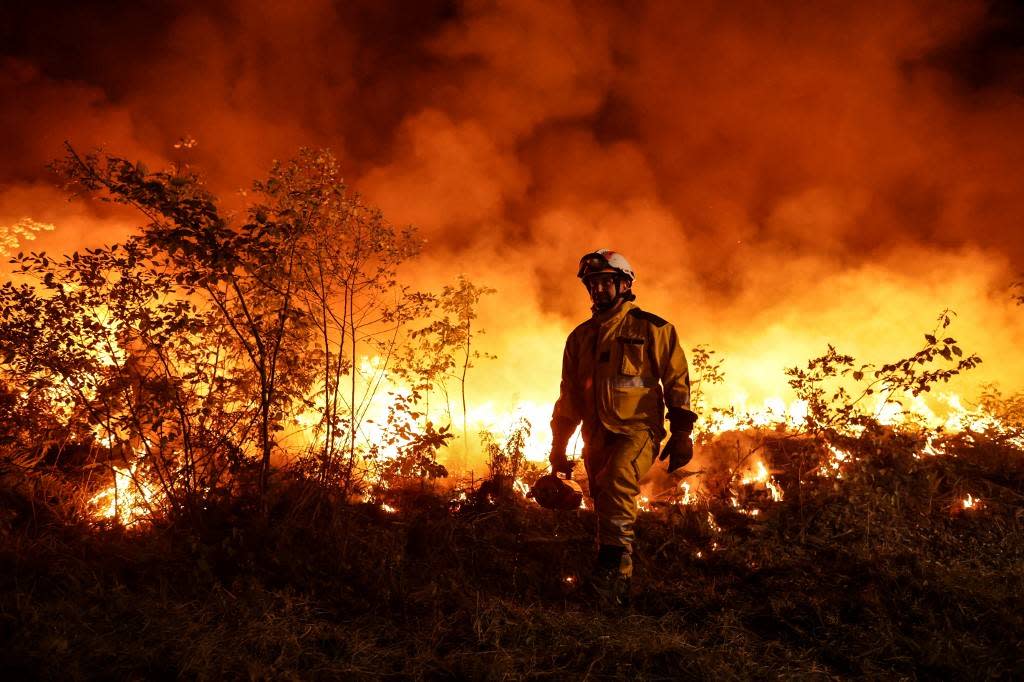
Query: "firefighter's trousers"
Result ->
[[583, 428, 656, 576]]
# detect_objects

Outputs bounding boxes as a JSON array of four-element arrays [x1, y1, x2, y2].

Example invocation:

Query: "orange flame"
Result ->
[[88, 462, 160, 525]]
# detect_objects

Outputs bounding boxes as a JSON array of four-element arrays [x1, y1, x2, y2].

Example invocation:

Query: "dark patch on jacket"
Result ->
[[628, 308, 668, 327]]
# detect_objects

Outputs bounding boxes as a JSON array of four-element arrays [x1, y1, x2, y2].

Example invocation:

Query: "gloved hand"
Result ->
[[660, 432, 693, 473], [550, 416, 577, 476], [549, 448, 573, 476], [659, 407, 697, 473]]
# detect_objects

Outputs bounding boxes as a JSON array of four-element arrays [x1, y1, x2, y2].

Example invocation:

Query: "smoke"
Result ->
[[2, 0, 1023, 412]]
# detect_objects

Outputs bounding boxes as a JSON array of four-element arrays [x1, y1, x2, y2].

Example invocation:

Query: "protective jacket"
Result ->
[[551, 300, 691, 445]]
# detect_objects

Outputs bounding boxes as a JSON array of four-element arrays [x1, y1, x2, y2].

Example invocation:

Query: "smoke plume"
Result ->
[[2, 0, 1023, 417]]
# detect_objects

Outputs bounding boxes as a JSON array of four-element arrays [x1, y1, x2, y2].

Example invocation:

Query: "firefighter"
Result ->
[[550, 249, 697, 606]]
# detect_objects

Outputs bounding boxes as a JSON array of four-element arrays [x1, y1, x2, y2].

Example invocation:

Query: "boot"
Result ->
[[589, 566, 631, 609], [588, 544, 632, 609]]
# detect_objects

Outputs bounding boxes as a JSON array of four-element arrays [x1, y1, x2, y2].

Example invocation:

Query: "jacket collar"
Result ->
[[590, 299, 636, 326]]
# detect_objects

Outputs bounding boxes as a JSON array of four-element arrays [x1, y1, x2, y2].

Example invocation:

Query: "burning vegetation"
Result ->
[[0, 146, 1022, 678]]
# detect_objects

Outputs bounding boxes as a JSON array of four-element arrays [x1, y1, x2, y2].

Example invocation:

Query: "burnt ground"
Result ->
[[1, 437, 1023, 680]]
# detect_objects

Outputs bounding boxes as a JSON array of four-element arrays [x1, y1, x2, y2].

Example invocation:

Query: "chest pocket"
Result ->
[[618, 337, 645, 376]]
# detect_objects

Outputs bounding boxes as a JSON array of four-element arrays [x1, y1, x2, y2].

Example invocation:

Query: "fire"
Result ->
[[920, 438, 946, 458], [512, 477, 534, 501], [4, 157, 1023, 532], [58, 326, 1024, 528], [697, 391, 1023, 448], [0, 4, 1020, 572], [820, 445, 853, 478], [290, 354, 560, 470], [739, 460, 768, 485], [678, 481, 692, 505], [738, 460, 784, 502], [462, 399, 567, 463], [706, 512, 722, 533], [88, 461, 161, 525], [701, 397, 809, 434]]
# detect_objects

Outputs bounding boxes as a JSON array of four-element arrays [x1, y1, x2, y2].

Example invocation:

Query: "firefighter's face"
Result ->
[[585, 273, 627, 310]]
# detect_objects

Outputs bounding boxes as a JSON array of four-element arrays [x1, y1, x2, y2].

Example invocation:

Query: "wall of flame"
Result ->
[[2, 0, 1023, 467]]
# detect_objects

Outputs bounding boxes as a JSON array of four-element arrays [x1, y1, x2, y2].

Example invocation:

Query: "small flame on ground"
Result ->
[[739, 460, 784, 501], [513, 478, 533, 501], [707, 512, 722, 533], [962, 494, 982, 510]]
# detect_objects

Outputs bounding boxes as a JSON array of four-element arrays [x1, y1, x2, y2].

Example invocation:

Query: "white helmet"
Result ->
[[577, 249, 636, 283]]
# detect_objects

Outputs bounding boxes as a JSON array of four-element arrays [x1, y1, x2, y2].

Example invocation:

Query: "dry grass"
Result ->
[[1, 435, 1023, 680]]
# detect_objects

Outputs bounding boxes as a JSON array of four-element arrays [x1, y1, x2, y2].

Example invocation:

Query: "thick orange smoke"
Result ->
[[2, 0, 1023, 466]]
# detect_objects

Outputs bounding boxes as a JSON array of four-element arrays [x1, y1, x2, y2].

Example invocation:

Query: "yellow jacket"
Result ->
[[552, 300, 692, 443]]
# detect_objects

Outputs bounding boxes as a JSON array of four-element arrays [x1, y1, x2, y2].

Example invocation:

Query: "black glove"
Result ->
[[660, 433, 693, 473], [550, 449, 573, 476], [549, 417, 577, 476], [659, 408, 697, 473]]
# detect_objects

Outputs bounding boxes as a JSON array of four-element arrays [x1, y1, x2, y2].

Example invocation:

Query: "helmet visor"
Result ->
[[577, 252, 615, 279]]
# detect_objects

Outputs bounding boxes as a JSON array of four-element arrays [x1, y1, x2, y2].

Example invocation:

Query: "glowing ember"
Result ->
[[380, 503, 398, 514], [961, 494, 982, 510]]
